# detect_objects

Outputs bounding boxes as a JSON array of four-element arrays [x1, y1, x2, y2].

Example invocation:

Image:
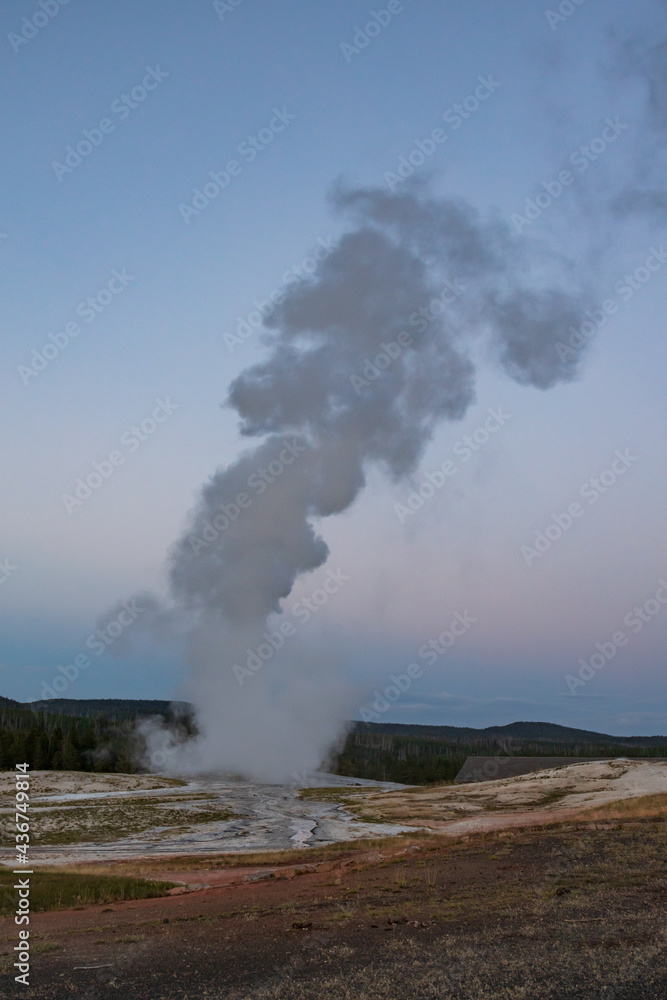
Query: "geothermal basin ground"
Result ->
[[1, 760, 667, 998], [0, 770, 413, 865], [2, 758, 666, 864]]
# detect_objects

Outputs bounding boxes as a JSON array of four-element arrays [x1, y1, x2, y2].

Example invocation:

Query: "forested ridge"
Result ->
[[0, 696, 190, 773], [1, 696, 665, 781]]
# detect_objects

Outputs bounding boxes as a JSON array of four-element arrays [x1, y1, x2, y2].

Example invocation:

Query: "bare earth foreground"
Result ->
[[1, 760, 666, 999]]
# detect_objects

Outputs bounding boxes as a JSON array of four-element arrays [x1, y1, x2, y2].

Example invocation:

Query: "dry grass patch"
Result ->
[[0, 797, 240, 846], [0, 771, 187, 805], [298, 787, 368, 803], [49, 835, 437, 881], [577, 792, 667, 823]]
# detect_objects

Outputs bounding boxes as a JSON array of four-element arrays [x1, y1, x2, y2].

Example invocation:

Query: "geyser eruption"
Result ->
[[141, 183, 592, 781]]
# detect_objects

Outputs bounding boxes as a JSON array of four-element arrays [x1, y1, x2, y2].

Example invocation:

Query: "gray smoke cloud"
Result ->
[[610, 6, 667, 220], [132, 181, 593, 782]]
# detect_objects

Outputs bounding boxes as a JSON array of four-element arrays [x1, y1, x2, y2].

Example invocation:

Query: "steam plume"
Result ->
[[141, 182, 592, 781]]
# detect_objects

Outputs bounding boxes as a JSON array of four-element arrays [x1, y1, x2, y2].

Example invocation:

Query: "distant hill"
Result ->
[[1, 695, 665, 782], [5, 697, 664, 744], [351, 720, 667, 747], [487, 721, 667, 746], [4, 695, 666, 746], [339, 719, 667, 783], [27, 698, 189, 721]]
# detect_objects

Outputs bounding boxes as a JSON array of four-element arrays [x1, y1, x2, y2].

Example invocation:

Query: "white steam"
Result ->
[[128, 182, 598, 781]]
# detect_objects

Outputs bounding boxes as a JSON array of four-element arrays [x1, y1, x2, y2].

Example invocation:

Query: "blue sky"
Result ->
[[1, 0, 666, 737]]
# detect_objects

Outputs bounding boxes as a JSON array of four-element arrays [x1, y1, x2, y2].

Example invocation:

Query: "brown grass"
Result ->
[[576, 792, 667, 823], [298, 788, 368, 802], [0, 797, 240, 846], [35, 834, 437, 880]]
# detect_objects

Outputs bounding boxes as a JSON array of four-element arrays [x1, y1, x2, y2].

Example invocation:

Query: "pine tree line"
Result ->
[[0, 713, 137, 773], [0, 702, 197, 773], [334, 731, 667, 784]]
